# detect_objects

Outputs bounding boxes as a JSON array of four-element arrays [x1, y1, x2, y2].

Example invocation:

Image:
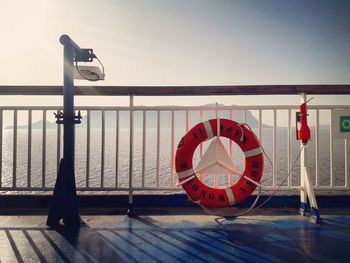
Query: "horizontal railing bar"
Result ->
[[0, 105, 350, 113], [0, 187, 130, 191], [0, 105, 349, 112], [0, 85, 350, 96], [74, 105, 350, 110], [0, 107, 64, 111], [120, 187, 308, 191], [1, 185, 349, 192], [1, 183, 350, 191]]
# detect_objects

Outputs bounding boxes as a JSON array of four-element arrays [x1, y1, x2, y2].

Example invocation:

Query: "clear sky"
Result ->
[[0, 0, 349, 107]]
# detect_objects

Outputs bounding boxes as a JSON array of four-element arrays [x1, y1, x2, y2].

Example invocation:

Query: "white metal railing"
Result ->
[[0, 103, 349, 193]]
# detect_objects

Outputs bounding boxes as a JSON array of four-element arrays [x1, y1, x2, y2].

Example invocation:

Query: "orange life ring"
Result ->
[[175, 118, 264, 207]]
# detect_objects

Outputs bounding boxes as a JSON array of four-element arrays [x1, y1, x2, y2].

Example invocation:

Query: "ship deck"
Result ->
[[1, 207, 349, 263]]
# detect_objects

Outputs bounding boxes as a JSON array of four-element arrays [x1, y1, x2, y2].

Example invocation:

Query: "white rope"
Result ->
[[200, 122, 303, 218], [239, 123, 273, 183]]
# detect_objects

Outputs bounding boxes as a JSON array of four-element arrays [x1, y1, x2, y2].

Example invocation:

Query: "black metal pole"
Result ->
[[62, 35, 75, 170], [47, 35, 80, 227]]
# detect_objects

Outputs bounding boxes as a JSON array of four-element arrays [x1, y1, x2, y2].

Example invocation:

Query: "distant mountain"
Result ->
[[6, 105, 271, 129], [7, 120, 57, 130]]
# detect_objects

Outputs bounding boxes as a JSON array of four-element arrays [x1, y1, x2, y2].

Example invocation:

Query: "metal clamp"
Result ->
[[54, 110, 82, 124]]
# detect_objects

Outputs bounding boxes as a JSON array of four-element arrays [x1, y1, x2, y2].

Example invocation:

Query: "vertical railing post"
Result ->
[[229, 109, 233, 186], [142, 110, 146, 188], [200, 110, 204, 159], [86, 110, 91, 188], [127, 95, 136, 217], [28, 110, 32, 188], [115, 110, 119, 188], [215, 103, 219, 187], [13, 110, 17, 188], [287, 109, 292, 187], [56, 111, 61, 173], [315, 109, 320, 187], [0, 110, 2, 188], [258, 109, 262, 142], [171, 110, 175, 186], [101, 110, 105, 188], [330, 110, 334, 187], [156, 110, 160, 187], [273, 109, 277, 187], [345, 138, 349, 187], [42, 110, 46, 188], [185, 110, 189, 132]]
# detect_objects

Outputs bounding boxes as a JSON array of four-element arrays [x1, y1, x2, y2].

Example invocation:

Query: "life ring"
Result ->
[[175, 118, 264, 207]]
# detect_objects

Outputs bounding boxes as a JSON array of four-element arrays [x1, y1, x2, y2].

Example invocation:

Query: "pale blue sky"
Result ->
[[0, 0, 349, 106]]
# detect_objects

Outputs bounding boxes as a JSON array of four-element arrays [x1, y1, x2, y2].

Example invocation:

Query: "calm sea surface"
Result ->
[[1, 127, 349, 191]]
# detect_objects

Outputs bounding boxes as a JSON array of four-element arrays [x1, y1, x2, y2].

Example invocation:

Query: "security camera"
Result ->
[[74, 65, 105, 81]]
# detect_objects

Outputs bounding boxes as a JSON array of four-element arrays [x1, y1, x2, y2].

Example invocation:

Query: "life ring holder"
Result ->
[[175, 118, 264, 207]]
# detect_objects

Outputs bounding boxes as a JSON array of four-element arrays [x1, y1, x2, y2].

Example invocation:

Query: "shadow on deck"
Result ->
[[0, 208, 350, 262]]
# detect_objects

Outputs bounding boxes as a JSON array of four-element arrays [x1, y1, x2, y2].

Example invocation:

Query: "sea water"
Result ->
[[1, 127, 349, 192]]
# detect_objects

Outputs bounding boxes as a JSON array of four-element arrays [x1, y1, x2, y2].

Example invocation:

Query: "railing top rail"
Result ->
[[0, 85, 350, 96], [0, 105, 349, 111]]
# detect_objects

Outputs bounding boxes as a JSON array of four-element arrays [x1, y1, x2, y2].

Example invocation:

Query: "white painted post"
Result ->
[[299, 93, 320, 223], [127, 95, 136, 217], [304, 167, 318, 210], [215, 103, 219, 187], [300, 93, 307, 214], [345, 138, 348, 187]]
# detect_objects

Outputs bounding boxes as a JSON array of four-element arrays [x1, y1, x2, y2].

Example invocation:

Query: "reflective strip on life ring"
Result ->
[[203, 120, 214, 140], [175, 118, 264, 207], [225, 187, 236, 206], [244, 147, 262, 158], [177, 168, 195, 179]]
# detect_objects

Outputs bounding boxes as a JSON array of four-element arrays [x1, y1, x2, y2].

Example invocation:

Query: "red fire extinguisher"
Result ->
[[296, 101, 311, 145]]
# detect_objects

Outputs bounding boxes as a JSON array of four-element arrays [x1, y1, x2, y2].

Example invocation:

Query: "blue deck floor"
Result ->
[[0, 208, 349, 262]]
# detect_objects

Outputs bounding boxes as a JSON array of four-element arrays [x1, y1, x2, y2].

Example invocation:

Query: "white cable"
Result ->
[[251, 145, 304, 211], [191, 121, 303, 219], [199, 122, 270, 217], [239, 123, 273, 183], [213, 122, 303, 218], [75, 61, 100, 81], [214, 145, 303, 219], [75, 55, 105, 82]]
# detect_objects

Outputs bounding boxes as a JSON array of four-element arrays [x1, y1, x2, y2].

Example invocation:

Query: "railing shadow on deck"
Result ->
[[1, 212, 350, 263]]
